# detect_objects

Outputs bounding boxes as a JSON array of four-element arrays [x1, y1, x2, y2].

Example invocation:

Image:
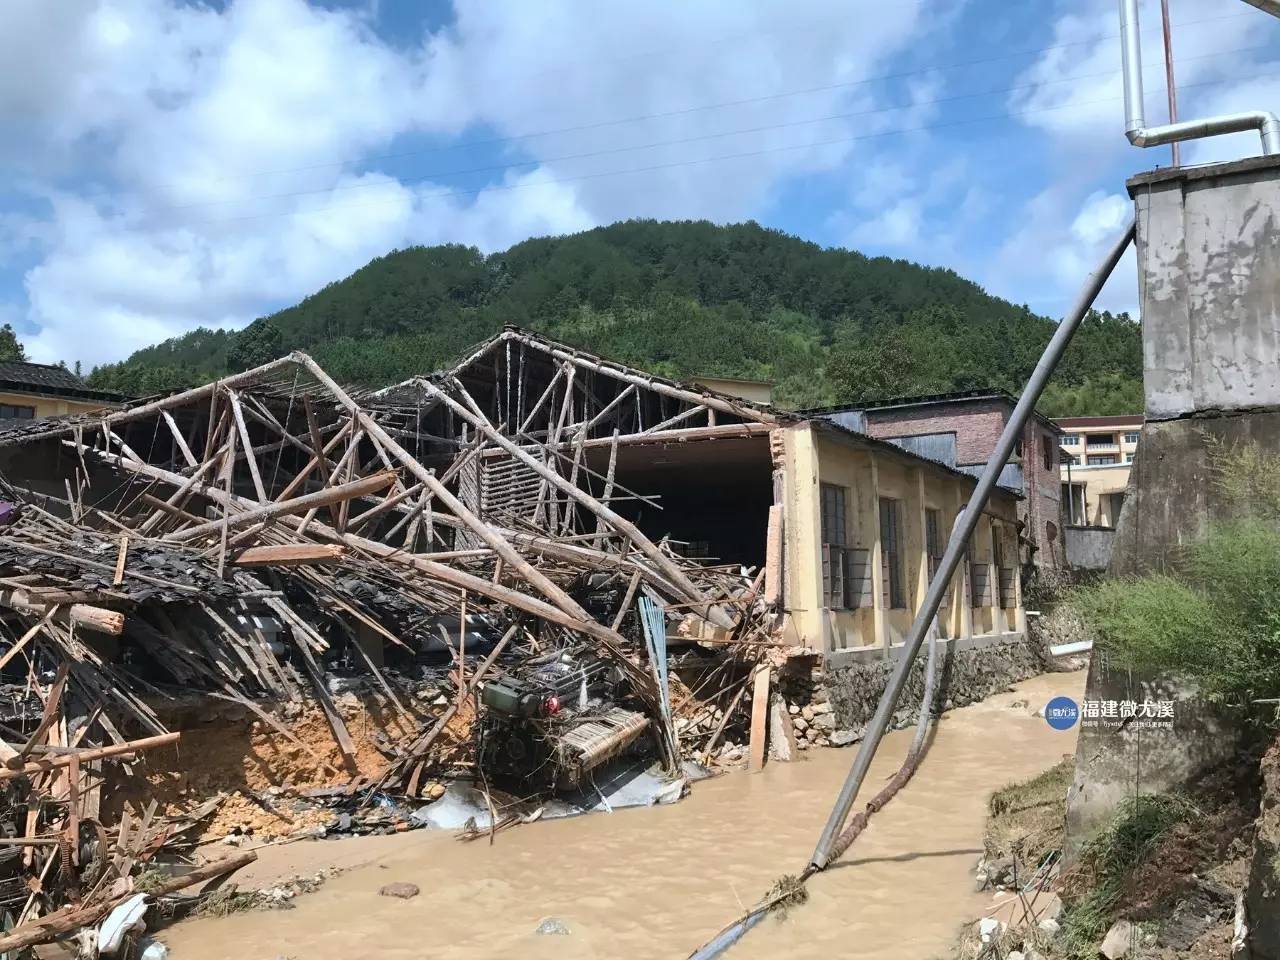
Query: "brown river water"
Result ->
[[161, 670, 1085, 960]]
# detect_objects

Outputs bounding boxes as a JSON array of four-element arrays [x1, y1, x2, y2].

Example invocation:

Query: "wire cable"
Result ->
[[165, 43, 1269, 215], [204, 9, 1255, 185], [171, 68, 1280, 230]]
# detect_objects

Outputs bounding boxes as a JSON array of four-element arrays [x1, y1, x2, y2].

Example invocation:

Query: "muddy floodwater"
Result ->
[[162, 670, 1085, 960]]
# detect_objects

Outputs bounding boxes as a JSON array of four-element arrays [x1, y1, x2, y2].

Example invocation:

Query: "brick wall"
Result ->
[[863, 401, 1005, 465], [1021, 418, 1065, 569], [862, 401, 1064, 569]]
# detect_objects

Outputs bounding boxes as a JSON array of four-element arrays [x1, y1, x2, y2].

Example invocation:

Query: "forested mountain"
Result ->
[[87, 220, 1142, 416]]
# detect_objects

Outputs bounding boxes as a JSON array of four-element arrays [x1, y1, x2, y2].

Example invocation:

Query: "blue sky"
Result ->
[[2, 0, 1280, 368]]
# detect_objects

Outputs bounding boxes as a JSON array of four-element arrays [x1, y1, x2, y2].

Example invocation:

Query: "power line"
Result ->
[[203, 9, 1253, 185], [164, 43, 1268, 215], [185, 68, 1280, 230]]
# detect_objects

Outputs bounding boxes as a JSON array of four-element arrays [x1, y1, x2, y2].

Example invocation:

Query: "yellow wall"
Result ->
[[779, 422, 1023, 653], [689, 377, 773, 405], [0, 390, 112, 419]]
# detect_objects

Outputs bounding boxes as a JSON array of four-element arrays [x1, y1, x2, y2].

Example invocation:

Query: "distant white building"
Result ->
[[1057, 414, 1144, 528]]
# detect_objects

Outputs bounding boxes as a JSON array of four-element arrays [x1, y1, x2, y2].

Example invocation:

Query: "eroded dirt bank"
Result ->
[[161, 670, 1087, 960]]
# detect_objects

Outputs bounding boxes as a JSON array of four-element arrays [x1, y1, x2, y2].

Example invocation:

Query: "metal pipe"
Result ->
[[688, 910, 767, 960], [1159, 0, 1180, 167], [1120, 0, 1280, 155], [808, 218, 1137, 872]]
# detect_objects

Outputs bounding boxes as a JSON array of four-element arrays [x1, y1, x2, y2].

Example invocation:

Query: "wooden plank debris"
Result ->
[[230, 543, 345, 567], [748, 664, 771, 773], [0, 333, 783, 945]]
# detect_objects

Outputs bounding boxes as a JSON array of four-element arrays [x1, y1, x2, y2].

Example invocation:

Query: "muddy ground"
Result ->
[[155, 670, 1087, 960]]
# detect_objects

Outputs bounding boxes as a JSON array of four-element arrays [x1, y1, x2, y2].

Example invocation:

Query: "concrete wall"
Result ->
[[1065, 157, 1280, 856], [779, 421, 1024, 653], [1064, 525, 1116, 572], [1064, 651, 1241, 862], [1131, 155, 1280, 419], [1109, 410, 1280, 576]]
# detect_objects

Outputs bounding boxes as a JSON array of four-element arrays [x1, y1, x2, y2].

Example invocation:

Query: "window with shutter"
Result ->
[[820, 484, 851, 609], [820, 484, 847, 546], [970, 562, 991, 607], [925, 508, 942, 581], [879, 498, 905, 609], [993, 528, 1014, 608], [846, 547, 872, 607]]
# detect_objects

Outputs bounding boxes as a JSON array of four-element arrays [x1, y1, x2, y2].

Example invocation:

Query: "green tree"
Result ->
[[226, 318, 283, 373], [74, 220, 1146, 412], [0, 324, 27, 362], [827, 331, 919, 403]]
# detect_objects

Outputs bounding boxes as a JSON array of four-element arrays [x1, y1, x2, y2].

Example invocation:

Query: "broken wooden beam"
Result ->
[[229, 543, 346, 567], [163, 470, 397, 543], [0, 732, 179, 781], [748, 664, 770, 773], [0, 849, 256, 954], [0, 592, 125, 636]]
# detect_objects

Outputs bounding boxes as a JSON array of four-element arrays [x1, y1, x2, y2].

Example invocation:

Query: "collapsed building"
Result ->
[[0, 326, 1032, 946]]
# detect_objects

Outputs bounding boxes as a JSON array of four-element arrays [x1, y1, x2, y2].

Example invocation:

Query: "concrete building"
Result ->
[[0, 360, 126, 423], [806, 391, 1065, 570], [775, 420, 1025, 655], [1109, 155, 1280, 572], [1057, 414, 1144, 527]]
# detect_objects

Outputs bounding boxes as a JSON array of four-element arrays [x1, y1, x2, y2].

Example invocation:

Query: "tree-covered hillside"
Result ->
[[87, 220, 1142, 416]]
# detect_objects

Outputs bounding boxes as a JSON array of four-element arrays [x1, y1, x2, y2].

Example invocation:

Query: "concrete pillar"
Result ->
[[987, 518, 1002, 635], [1066, 157, 1280, 857], [1112, 158, 1280, 574], [868, 454, 887, 652], [1132, 156, 1280, 420], [956, 485, 974, 641], [912, 469, 929, 614], [782, 425, 825, 648]]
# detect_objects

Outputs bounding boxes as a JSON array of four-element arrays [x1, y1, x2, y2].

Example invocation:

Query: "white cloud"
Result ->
[[2, 0, 943, 368], [984, 0, 1280, 320], [837, 155, 976, 267], [1070, 189, 1130, 248], [986, 186, 1137, 318], [853, 199, 924, 246], [1008, 0, 1268, 150]]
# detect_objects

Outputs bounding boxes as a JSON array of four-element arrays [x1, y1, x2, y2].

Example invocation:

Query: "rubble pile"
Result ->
[[0, 330, 784, 952]]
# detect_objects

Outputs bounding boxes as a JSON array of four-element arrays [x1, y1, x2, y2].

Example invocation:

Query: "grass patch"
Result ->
[[192, 884, 262, 918], [1058, 794, 1196, 959], [986, 759, 1073, 874], [1073, 443, 1280, 705]]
